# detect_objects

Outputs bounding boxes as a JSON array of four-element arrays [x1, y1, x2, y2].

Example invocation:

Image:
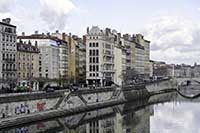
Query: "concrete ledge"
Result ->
[[0, 91, 65, 104], [0, 99, 126, 129]]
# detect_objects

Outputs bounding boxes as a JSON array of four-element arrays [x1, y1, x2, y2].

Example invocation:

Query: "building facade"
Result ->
[[86, 26, 115, 86], [16, 40, 40, 90], [18, 33, 60, 80], [74, 35, 86, 84], [58, 40, 68, 81], [0, 18, 17, 86], [86, 26, 150, 86]]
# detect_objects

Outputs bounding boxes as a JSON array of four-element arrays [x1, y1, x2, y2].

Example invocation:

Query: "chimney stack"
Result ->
[[2, 18, 11, 24], [22, 32, 25, 36], [35, 41, 38, 48], [35, 31, 38, 35], [87, 27, 89, 34], [62, 32, 66, 40]]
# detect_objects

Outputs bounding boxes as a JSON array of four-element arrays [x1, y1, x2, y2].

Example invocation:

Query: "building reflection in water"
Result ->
[[0, 102, 154, 133]]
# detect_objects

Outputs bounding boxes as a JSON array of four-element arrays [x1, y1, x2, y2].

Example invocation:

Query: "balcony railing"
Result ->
[[2, 69, 17, 72], [3, 58, 15, 63]]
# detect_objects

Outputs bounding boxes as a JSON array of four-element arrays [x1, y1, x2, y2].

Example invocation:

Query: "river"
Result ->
[[0, 89, 199, 133]]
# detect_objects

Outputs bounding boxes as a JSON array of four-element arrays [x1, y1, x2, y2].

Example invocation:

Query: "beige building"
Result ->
[[52, 31, 79, 83], [18, 34, 60, 80], [16, 40, 40, 90]]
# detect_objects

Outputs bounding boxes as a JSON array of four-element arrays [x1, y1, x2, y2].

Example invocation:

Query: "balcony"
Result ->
[[2, 69, 17, 72], [102, 69, 115, 73], [103, 53, 114, 57], [103, 61, 114, 65], [3, 58, 15, 63]]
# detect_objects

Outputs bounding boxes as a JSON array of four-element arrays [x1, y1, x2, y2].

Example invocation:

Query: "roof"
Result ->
[[0, 22, 16, 28], [18, 35, 68, 44], [17, 42, 40, 53]]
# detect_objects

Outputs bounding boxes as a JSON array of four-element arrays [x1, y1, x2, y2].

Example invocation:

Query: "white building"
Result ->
[[114, 46, 123, 86], [58, 40, 68, 80], [86, 26, 115, 86], [18, 33, 60, 79], [0, 18, 17, 85]]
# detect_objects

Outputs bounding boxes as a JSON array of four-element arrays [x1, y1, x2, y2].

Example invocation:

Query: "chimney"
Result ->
[[87, 27, 89, 34], [35, 41, 38, 47], [83, 35, 86, 45], [47, 32, 50, 36], [56, 30, 59, 34], [22, 32, 25, 36], [35, 31, 38, 35], [28, 40, 31, 45], [2, 18, 11, 24], [62, 32, 66, 40]]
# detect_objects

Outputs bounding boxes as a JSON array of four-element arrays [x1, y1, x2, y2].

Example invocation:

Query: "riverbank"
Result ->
[[0, 87, 176, 129]]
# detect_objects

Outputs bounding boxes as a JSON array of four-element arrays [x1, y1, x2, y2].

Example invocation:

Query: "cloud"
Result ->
[[39, 0, 75, 30], [143, 16, 200, 64], [151, 102, 200, 133], [0, 0, 16, 13]]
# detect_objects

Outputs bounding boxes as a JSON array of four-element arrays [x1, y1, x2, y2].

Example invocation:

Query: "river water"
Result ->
[[0, 91, 200, 133]]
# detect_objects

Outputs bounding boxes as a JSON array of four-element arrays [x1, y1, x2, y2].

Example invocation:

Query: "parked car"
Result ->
[[46, 87, 55, 92]]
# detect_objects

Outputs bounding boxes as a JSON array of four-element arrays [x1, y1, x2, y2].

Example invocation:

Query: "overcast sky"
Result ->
[[0, 0, 200, 65]]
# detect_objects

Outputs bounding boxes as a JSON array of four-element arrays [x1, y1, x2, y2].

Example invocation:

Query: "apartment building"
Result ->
[[134, 34, 150, 77], [0, 18, 17, 86], [86, 26, 115, 86], [73, 35, 86, 84], [86, 26, 151, 86], [52, 31, 80, 83], [16, 40, 40, 90], [18, 33, 60, 80]]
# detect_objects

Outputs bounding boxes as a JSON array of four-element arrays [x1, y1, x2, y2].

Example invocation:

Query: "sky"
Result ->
[[0, 0, 200, 65]]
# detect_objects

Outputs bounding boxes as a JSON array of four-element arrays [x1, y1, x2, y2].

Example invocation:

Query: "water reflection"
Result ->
[[1, 91, 200, 133]]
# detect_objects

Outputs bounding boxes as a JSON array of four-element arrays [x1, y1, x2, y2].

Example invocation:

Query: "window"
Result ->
[[93, 50, 95, 56], [10, 36, 12, 42], [96, 43, 99, 47], [93, 57, 95, 63], [18, 63, 20, 70], [89, 57, 92, 63], [93, 65, 95, 71], [89, 73, 92, 76], [96, 57, 99, 63], [89, 50, 92, 56], [96, 65, 99, 71], [93, 43, 95, 47], [6, 35, 8, 41], [89, 43, 92, 47], [96, 50, 99, 56], [89, 65, 92, 71]]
